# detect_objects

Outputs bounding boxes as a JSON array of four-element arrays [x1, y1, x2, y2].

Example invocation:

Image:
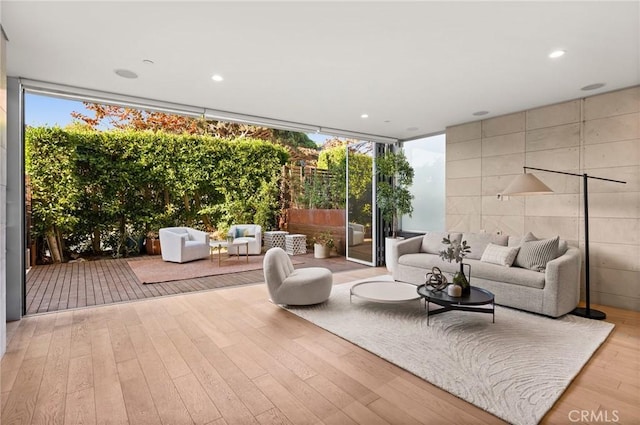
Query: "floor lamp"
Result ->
[[502, 166, 626, 320]]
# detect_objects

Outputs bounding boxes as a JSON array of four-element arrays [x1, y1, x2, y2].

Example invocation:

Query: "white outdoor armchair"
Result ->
[[159, 227, 210, 263], [348, 223, 365, 246], [227, 224, 262, 255]]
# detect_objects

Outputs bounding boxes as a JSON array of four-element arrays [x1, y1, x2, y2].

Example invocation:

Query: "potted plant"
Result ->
[[144, 230, 161, 255], [376, 149, 414, 271], [439, 235, 472, 296], [312, 231, 335, 259]]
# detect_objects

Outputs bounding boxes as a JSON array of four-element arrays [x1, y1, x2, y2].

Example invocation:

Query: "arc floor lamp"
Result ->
[[502, 166, 627, 320]]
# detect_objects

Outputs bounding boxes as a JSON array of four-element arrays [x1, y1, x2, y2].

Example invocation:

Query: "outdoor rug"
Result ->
[[285, 277, 615, 425], [128, 254, 303, 284]]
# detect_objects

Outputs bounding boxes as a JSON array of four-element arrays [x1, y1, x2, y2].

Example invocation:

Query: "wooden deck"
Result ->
[[26, 254, 368, 315]]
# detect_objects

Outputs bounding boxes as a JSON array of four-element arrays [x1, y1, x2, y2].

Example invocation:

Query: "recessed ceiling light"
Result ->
[[549, 50, 566, 59], [473, 110, 490, 116], [114, 69, 138, 79], [142, 59, 154, 65], [361, 114, 369, 119], [211, 74, 224, 82], [581, 83, 606, 91]]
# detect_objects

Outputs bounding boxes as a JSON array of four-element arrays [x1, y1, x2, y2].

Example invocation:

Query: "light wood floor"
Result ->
[[3, 267, 640, 425]]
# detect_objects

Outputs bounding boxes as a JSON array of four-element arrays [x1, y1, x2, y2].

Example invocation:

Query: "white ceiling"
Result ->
[[3, 1, 639, 140]]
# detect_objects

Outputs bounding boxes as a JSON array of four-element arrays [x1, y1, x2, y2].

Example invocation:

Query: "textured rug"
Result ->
[[128, 255, 303, 284], [286, 278, 615, 425]]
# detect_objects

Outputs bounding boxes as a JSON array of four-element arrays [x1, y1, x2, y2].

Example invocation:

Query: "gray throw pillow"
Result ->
[[514, 236, 560, 272], [462, 233, 509, 260], [421, 232, 461, 254]]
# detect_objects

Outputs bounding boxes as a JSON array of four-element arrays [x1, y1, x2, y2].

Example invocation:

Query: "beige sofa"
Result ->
[[391, 232, 582, 318]]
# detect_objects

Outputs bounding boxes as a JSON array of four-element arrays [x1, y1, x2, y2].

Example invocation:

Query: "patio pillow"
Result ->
[[514, 236, 559, 272], [480, 243, 520, 267]]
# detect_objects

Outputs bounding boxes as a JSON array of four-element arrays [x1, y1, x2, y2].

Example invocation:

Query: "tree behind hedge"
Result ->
[[26, 127, 288, 262]]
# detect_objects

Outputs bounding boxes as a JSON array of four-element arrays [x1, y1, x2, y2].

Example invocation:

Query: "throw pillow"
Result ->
[[514, 236, 560, 272], [480, 243, 520, 267], [421, 232, 461, 254], [462, 233, 509, 260], [235, 227, 244, 238]]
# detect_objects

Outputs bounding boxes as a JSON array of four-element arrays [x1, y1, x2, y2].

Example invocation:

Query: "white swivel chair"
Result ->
[[263, 247, 333, 305], [159, 227, 210, 263], [228, 224, 262, 255]]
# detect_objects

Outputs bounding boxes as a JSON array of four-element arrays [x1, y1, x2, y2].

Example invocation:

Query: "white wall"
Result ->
[[446, 86, 640, 312]]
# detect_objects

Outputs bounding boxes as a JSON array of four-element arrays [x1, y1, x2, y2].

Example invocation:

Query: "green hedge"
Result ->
[[26, 127, 289, 260]]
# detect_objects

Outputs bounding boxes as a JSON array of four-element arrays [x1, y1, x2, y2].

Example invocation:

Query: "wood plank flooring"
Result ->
[[5, 267, 640, 425], [25, 254, 367, 315]]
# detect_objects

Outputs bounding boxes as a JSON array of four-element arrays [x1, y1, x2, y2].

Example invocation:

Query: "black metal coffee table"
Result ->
[[416, 285, 495, 325]]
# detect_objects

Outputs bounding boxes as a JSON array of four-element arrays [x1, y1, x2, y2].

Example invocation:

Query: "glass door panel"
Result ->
[[346, 142, 375, 265]]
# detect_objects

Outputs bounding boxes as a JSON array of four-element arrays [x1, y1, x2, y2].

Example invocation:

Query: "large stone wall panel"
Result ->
[[526, 123, 580, 152], [446, 139, 481, 162], [446, 177, 481, 197], [526, 100, 580, 130], [481, 132, 524, 157], [446, 158, 481, 179], [584, 113, 640, 145], [524, 216, 579, 241], [482, 112, 525, 138], [582, 139, 640, 169], [584, 86, 640, 120], [447, 121, 481, 144]]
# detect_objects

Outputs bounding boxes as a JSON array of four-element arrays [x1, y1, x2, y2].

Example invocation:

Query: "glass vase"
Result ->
[[453, 262, 471, 296]]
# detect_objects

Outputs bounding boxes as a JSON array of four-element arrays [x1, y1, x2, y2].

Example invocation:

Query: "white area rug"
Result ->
[[285, 278, 615, 425]]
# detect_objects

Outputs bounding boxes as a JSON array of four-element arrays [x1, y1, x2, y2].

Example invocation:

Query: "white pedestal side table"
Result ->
[[264, 231, 289, 250], [285, 234, 307, 255]]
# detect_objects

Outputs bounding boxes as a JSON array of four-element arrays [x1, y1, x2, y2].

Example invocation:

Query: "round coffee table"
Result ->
[[350, 280, 421, 304], [417, 285, 495, 325]]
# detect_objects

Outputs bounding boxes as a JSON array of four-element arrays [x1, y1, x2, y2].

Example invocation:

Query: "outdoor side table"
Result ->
[[264, 231, 289, 250], [285, 234, 307, 255]]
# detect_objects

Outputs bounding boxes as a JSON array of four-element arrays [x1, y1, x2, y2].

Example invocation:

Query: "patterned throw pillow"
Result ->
[[514, 236, 560, 272], [480, 243, 520, 267]]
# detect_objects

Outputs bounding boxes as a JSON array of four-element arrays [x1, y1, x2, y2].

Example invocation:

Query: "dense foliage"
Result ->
[[376, 149, 414, 238], [26, 127, 288, 261], [316, 145, 373, 225]]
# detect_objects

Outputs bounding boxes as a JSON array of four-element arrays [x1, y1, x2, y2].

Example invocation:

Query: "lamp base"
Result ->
[[571, 307, 606, 320]]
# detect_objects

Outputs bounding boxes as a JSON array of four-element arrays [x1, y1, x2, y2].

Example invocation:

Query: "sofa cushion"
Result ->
[[480, 243, 520, 267], [462, 233, 509, 260], [399, 253, 460, 275], [420, 232, 461, 254], [397, 254, 545, 289], [514, 236, 559, 272], [466, 259, 546, 289]]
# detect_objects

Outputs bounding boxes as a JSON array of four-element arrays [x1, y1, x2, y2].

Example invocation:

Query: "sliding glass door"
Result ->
[[346, 142, 375, 265]]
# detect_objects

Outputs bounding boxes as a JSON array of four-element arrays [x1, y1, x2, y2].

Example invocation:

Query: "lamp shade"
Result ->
[[502, 173, 553, 196]]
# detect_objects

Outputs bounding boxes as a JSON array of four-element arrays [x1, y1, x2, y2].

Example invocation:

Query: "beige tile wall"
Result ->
[[446, 86, 640, 312]]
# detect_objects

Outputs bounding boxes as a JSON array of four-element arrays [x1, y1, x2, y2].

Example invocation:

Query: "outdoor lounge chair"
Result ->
[[159, 227, 210, 263], [227, 224, 262, 255]]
